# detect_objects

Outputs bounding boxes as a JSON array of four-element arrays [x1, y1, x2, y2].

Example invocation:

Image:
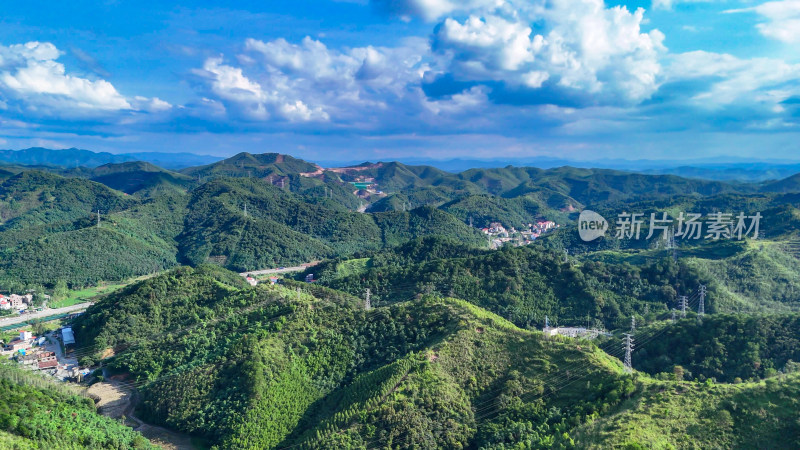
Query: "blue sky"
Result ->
[[1, 0, 800, 162]]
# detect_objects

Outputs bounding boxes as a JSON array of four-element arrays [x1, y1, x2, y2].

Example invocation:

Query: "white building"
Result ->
[[543, 326, 599, 339], [61, 327, 75, 346]]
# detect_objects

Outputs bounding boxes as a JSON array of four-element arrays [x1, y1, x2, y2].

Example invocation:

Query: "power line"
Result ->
[[360, 288, 707, 449]]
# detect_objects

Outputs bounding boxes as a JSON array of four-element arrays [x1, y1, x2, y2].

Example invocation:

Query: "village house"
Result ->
[[4, 340, 31, 353], [17, 353, 40, 366], [3, 330, 37, 353], [1, 294, 33, 311], [535, 220, 557, 232], [37, 353, 58, 370]]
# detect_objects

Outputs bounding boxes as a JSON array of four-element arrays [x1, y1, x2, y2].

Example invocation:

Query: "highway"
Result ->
[[0, 302, 92, 328], [239, 262, 318, 277]]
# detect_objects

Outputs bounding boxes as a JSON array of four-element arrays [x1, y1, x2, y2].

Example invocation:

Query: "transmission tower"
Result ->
[[666, 226, 675, 249], [631, 315, 636, 332], [364, 288, 371, 310], [698, 285, 706, 317], [96, 210, 101, 228], [667, 226, 677, 262], [243, 203, 248, 218], [623, 333, 635, 373], [679, 295, 688, 318], [672, 308, 676, 322], [545, 315, 550, 329]]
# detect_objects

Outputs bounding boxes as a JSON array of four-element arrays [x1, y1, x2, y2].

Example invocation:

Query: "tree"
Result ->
[[32, 320, 47, 337], [673, 365, 685, 381], [53, 279, 69, 301]]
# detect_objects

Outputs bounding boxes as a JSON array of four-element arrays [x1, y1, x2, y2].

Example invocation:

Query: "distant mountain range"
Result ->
[[332, 158, 800, 182], [0, 147, 220, 170], [3, 147, 800, 182]]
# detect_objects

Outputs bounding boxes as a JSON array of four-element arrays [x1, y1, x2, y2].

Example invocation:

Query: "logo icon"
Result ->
[[578, 210, 608, 242]]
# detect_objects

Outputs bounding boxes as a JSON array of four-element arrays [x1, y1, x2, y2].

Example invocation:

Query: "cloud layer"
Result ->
[[2, 0, 800, 158]]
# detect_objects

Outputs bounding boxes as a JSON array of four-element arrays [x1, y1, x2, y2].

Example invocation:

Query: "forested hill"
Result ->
[[0, 170, 136, 226], [0, 363, 155, 448], [177, 177, 486, 271], [83, 161, 195, 195], [69, 265, 800, 449], [308, 237, 800, 328], [763, 172, 800, 193], [1, 154, 800, 290], [68, 265, 647, 448], [631, 314, 800, 383], [307, 237, 705, 329], [0, 170, 486, 287], [180, 152, 320, 179]]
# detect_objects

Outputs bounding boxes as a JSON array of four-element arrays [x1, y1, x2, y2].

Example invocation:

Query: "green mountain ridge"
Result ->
[[69, 265, 800, 449]]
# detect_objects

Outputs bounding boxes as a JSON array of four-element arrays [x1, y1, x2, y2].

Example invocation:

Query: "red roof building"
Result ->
[[37, 355, 58, 370]]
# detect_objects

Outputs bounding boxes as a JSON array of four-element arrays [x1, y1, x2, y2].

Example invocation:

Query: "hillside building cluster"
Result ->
[[1, 326, 86, 380], [1, 330, 56, 370], [482, 220, 560, 249]]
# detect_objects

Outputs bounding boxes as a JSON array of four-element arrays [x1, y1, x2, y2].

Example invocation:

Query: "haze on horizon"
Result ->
[[1, 0, 800, 162]]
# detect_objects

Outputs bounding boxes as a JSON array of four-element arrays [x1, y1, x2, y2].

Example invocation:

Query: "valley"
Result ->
[[0, 151, 798, 449]]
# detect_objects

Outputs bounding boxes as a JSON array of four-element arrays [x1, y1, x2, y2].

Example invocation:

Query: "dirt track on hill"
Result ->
[[87, 380, 195, 449]]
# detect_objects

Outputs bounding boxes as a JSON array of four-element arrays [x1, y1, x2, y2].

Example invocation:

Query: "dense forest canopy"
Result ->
[[1, 153, 800, 449], [68, 264, 800, 449]]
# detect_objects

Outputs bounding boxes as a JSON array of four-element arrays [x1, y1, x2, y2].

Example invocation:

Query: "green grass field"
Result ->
[[49, 284, 123, 308], [49, 274, 157, 309]]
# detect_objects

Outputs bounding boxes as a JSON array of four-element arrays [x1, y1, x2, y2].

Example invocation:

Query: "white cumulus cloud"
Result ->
[[0, 41, 171, 118], [193, 55, 330, 122], [726, 0, 800, 43], [193, 36, 431, 124], [0, 41, 131, 112], [667, 50, 800, 108], [429, 0, 666, 105]]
